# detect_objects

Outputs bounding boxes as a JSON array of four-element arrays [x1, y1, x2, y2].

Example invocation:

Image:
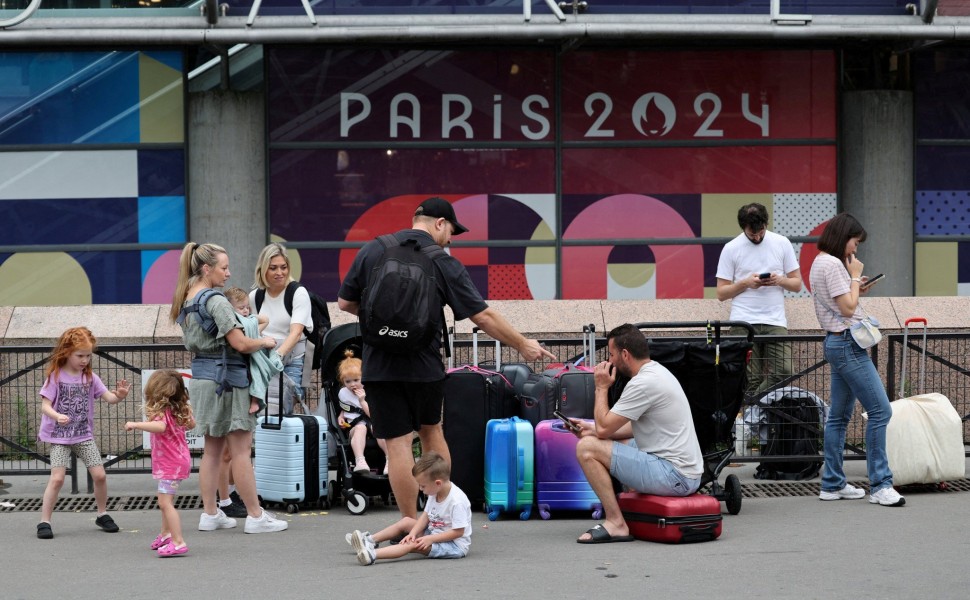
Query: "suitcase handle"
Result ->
[[899, 317, 928, 398], [260, 370, 286, 430]]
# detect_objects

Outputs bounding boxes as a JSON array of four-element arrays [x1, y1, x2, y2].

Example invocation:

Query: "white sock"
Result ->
[[218, 498, 232, 508], [228, 485, 236, 495]]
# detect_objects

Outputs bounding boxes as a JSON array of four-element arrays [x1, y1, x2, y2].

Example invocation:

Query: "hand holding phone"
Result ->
[[759, 272, 771, 280], [860, 273, 885, 290], [553, 410, 582, 434]]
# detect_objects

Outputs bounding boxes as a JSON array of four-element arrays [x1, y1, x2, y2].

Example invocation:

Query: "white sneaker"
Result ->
[[350, 529, 376, 553], [198, 509, 237, 531], [869, 486, 906, 507], [356, 543, 376, 566], [354, 458, 370, 473], [244, 509, 289, 533], [819, 483, 866, 501]]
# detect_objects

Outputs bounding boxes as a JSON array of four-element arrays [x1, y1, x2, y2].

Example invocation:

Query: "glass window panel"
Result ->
[[267, 47, 554, 143], [561, 50, 836, 142], [269, 147, 555, 243], [562, 146, 836, 195], [915, 49, 970, 140], [0, 50, 183, 146]]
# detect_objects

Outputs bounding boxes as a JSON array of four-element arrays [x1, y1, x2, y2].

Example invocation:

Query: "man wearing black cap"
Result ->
[[338, 196, 555, 519]]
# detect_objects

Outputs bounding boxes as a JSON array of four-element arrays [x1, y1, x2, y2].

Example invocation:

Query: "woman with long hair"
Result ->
[[170, 242, 290, 533], [809, 214, 904, 507]]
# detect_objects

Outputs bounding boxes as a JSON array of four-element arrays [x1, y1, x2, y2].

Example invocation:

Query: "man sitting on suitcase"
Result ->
[[571, 323, 704, 544]]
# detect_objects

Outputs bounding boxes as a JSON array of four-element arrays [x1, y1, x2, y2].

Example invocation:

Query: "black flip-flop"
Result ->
[[576, 523, 635, 544]]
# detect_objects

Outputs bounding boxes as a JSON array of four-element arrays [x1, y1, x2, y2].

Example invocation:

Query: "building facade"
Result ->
[[0, 0, 967, 304]]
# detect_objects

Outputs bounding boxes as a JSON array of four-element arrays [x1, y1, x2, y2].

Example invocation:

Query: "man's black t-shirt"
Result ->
[[338, 229, 488, 383]]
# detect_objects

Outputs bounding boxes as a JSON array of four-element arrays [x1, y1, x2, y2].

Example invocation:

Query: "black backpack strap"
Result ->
[[283, 281, 300, 316], [254, 288, 266, 313]]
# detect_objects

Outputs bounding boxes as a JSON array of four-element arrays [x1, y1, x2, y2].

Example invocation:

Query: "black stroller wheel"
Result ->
[[725, 474, 742, 515], [346, 491, 369, 515]]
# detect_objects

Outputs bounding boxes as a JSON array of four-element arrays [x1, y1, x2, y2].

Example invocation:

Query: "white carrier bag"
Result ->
[[885, 318, 966, 486]]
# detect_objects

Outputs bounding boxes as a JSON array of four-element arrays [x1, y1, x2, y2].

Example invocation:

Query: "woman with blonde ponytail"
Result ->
[[171, 242, 289, 534]]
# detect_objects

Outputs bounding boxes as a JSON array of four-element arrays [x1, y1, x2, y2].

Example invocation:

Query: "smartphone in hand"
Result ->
[[860, 273, 885, 290], [759, 272, 771, 280], [553, 410, 582, 434]]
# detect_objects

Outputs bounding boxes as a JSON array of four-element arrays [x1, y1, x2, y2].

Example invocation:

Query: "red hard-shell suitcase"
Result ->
[[618, 492, 722, 543]]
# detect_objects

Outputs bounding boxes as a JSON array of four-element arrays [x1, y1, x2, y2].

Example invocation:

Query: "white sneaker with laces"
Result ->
[[346, 530, 373, 547], [354, 458, 370, 473], [819, 483, 866, 501], [869, 486, 906, 507], [350, 530, 375, 552], [356, 543, 376, 566], [244, 509, 289, 533], [198, 509, 237, 531]]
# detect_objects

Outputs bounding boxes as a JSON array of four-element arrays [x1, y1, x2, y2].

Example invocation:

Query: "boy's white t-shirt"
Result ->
[[423, 483, 472, 556]]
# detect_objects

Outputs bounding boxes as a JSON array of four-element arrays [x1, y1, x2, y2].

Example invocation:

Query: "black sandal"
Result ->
[[37, 522, 53, 539]]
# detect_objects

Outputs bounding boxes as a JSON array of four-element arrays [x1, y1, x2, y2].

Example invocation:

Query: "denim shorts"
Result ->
[[428, 540, 466, 559], [610, 439, 700, 497]]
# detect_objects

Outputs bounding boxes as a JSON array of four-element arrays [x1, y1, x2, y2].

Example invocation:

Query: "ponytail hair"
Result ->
[[169, 242, 227, 323]]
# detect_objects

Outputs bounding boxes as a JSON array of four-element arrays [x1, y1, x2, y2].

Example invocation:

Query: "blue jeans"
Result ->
[[278, 357, 305, 415], [610, 439, 701, 497], [822, 333, 894, 493]]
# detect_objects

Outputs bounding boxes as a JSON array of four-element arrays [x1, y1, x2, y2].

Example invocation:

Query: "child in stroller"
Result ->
[[336, 349, 389, 475], [320, 324, 392, 515]]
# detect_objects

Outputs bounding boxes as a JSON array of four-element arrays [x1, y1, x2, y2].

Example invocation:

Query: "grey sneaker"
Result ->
[[199, 509, 237, 531], [244, 509, 288, 534], [819, 483, 866, 501], [869, 486, 906, 507]]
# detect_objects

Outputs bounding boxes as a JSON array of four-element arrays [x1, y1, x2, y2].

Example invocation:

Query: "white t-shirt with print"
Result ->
[[423, 482, 472, 556]]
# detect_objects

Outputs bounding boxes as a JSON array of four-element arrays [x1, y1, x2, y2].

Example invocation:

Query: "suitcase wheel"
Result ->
[[487, 506, 500, 521], [285, 503, 300, 514]]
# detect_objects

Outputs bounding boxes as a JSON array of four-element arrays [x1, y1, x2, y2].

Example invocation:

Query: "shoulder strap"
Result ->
[[254, 288, 266, 313], [283, 281, 301, 316]]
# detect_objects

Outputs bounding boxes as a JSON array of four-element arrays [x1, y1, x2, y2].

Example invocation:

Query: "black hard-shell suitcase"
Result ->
[[443, 329, 519, 509]]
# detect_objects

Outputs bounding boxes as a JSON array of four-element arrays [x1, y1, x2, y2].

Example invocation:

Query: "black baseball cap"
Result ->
[[414, 197, 469, 235]]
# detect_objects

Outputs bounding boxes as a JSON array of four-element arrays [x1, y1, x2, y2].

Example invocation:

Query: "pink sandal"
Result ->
[[150, 534, 172, 550], [157, 541, 188, 557]]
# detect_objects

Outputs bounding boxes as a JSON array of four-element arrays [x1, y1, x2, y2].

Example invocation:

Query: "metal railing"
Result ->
[[3, 329, 967, 493]]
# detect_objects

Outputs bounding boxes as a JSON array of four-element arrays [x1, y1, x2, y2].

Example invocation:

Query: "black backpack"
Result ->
[[754, 394, 823, 481], [254, 281, 331, 370], [360, 234, 447, 354]]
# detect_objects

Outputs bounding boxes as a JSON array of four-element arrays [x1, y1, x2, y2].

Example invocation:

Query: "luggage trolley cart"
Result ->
[[631, 321, 754, 515]]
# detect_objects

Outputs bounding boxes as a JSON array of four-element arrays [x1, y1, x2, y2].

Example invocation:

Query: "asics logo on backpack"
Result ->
[[379, 326, 409, 338]]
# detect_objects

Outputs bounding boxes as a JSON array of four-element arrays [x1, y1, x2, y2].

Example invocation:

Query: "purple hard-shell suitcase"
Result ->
[[534, 419, 602, 520]]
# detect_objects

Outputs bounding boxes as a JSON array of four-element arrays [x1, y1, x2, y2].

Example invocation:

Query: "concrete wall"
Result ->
[[1, 297, 967, 345], [187, 90, 267, 292], [841, 90, 915, 297]]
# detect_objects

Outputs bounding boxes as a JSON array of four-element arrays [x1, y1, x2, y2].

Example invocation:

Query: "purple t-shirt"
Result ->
[[38, 370, 108, 445], [151, 409, 191, 481]]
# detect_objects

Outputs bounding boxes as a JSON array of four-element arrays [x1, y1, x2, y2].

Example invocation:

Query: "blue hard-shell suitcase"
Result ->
[[255, 412, 329, 513], [484, 416, 534, 521]]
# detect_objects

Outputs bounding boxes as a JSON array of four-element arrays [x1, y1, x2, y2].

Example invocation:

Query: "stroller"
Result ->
[[631, 321, 754, 515], [318, 323, 392, 515]]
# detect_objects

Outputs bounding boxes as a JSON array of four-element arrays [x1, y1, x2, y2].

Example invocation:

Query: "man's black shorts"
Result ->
[[364, 380, 445, 439]]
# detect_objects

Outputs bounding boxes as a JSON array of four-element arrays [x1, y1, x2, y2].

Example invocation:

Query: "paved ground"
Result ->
[[2, 460, 969, 600]]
